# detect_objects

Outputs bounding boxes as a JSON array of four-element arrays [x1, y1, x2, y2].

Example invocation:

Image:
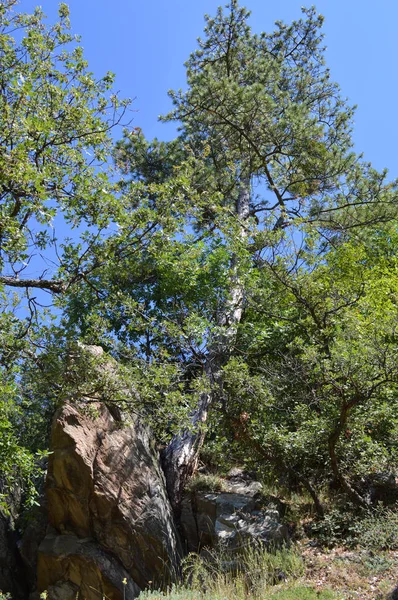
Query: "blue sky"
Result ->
[[18, 0, 398, 176]]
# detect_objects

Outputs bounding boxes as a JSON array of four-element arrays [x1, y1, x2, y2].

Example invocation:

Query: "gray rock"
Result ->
[[47, 581, 80, 600], [367, 472, 398, 505], [0, 517, 25, 600], [181, 484, 289, 552]]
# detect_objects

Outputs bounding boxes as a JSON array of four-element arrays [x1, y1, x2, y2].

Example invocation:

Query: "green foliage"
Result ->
[[0, 0, 129, 508], [215, 222, 398, 508], [54, 0, 398, 515], [354, 507, 398, 551], [0, 304, 51, 508], [1, 0, 398, 521], [310, 505, 398, 550], [0, 0, 129, 277]]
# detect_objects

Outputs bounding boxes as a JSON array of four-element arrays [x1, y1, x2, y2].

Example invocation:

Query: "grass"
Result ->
[[138, 544, 342, 600], [139, 584, 341, 600], [268, 587, 339, 599], [139, 479, 398, 600], [185, 474, 227, 493], [137, 519, 398, 600]]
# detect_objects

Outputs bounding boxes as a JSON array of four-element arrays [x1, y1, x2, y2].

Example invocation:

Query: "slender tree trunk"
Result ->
[[162, 178, 250, 516], [328, 398, 368, 508], [290, 469, 324, 518]]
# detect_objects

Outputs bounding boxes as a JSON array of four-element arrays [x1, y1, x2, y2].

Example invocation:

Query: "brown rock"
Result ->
[[38, 532, 139, 599], [39, 399, 180, 597]]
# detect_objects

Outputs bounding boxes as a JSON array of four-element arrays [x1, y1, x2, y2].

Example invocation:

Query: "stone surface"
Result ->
[[39, 397, 180, 597], [366, 472, 398, 505], [181, 474, 289, 552], [38, 532, 140, 600], [18, 492, 48, 593], [0, 482, 29, 600], [0, 513, 28, 599], [47, 581, 80, 600]]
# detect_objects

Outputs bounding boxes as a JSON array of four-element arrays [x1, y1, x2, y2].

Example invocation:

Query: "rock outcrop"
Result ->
[[18, 501, 48, 594], [0, 513, 28, 600], [0, 484, 29, 600], [181, 471, 288, 552], [38, 397, 180, 598], [39, 531, 140, 600]]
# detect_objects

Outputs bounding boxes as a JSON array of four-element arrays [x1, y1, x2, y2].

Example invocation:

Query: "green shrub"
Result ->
[[310, 505, 398, 549], [309, 508, 356, 547], [354, 507, 398, 550], [139, 588, 204, 600]]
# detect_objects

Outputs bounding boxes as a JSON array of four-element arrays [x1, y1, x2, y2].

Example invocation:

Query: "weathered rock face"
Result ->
[[38, 400, 180, 598], [18, 488, 48, 594], [39, 531, 140, 600], [0, 513, 28, 600], [181, 473, 288, 553], [0, 483, 29, 600]]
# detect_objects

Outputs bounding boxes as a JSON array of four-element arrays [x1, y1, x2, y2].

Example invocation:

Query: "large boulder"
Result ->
[[181, 472, 288, 552], [38, 532, 140, 600], [38, 397, 180, 597]]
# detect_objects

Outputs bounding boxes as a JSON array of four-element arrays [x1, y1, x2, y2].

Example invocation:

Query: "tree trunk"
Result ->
[[162, 178, 250, 516], [328, 399, 368, 508]]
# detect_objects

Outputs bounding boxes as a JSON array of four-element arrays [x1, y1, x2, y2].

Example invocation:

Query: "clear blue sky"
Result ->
[[18, 0, 398, 176]]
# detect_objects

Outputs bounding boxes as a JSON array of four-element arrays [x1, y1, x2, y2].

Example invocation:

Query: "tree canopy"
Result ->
[[0, 0, 397, 517]]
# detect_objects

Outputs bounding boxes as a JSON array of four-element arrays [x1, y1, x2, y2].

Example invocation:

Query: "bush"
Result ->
[[309, 505, 398, 549], [355, 507, 398, 550]]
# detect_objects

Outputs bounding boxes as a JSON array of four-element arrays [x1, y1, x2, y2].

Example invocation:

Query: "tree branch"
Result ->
[[0, 276, 65, 293]]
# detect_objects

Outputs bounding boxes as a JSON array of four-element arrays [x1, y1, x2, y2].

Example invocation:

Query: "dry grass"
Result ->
[[300, 542, 398, 599]]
